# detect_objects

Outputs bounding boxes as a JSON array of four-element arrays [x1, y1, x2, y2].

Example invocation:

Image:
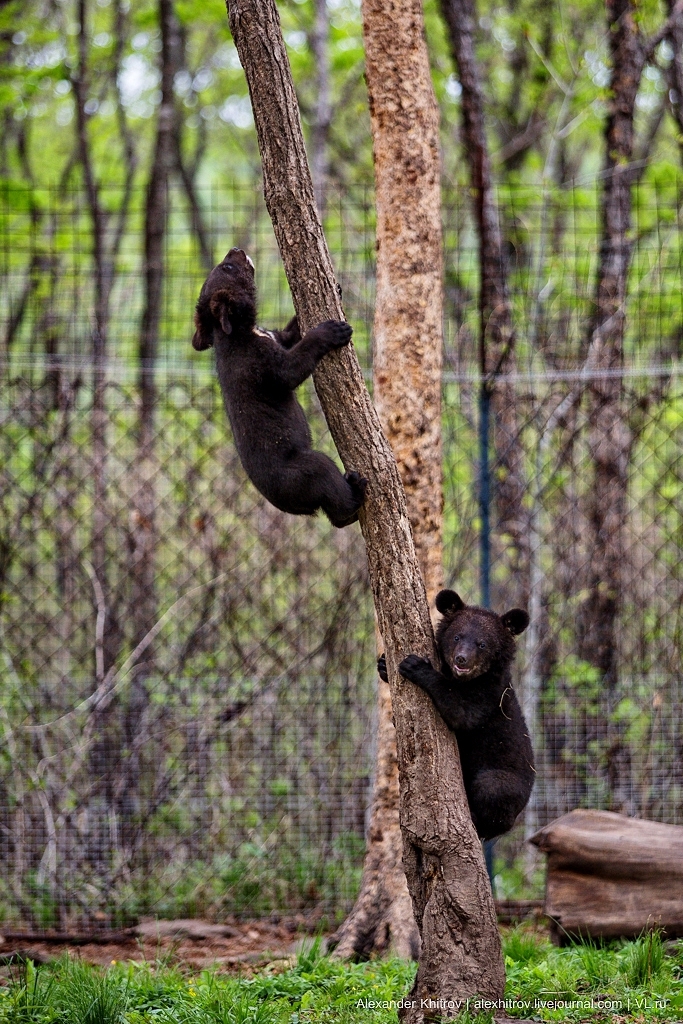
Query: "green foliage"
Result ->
[[3, 933, 683, 1024], [622, 931, 667, 988], [2, 960, 57, 1024]]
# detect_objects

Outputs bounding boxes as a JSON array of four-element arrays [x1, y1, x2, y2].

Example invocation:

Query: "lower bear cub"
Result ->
[[379, 590, 535, 840]]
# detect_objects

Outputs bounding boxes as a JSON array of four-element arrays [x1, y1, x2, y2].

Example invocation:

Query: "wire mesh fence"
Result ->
[[1, 181, 682, 930]]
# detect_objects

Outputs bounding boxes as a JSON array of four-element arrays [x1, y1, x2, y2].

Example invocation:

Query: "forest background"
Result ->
[[1, 0, 683, 933]]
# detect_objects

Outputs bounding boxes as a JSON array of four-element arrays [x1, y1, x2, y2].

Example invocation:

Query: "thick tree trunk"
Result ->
[[333, 0, 443, 961], [334, 673, 419, 959], [227, 0, 505, 1010], [439, 0, 528, 605]]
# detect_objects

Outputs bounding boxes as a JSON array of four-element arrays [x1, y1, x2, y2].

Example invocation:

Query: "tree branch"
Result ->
[[644, 0, 683, 62]]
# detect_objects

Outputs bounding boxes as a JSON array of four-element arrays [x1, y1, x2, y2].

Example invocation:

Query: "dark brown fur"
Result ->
[[378, 590, 535, 840], [192, 248, 367, 527]]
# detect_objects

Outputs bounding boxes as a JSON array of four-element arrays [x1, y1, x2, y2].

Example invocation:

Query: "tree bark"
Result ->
[[333, 0, 443, 961], [439, 0, 528, 606], [227, 0, 505, 1010], [531, 809, 683, 941]]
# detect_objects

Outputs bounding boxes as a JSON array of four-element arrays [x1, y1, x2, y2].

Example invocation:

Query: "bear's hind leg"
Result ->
[[304, 452, 367, 527], [266, 451, 366, 524], [467, 768, 529, 841]]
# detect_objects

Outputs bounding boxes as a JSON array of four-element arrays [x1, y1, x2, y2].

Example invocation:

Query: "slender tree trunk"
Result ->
[[334, 670, 419, 958], [227, 0, 505, 1011], [309, 0, 331, 218], [439, 0, 528, 605], [333, 0, 444, 961], [666, 0, 683, 164], [121, 0, 180, 855], [71, 0, 138, 668], [172, 23, 213, 272], [73, 0, 111, 658], [577, 0, 644, 691], [73, 0, 122, 895], [69, 0, 139, 907]]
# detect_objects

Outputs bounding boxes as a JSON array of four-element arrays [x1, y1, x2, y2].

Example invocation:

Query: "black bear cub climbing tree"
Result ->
[[381, 591, 535, 841], [192, 247, 367, 526], [224, 0, 505, 1015]]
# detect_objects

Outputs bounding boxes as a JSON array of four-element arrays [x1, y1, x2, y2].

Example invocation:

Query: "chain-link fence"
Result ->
[[1, 182, 682, 930]]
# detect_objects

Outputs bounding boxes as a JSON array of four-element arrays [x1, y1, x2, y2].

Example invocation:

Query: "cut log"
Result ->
[[530, 809, 683, 942]]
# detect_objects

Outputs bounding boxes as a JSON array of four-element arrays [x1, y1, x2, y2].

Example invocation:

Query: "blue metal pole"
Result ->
[[479, 384, 491, 610]]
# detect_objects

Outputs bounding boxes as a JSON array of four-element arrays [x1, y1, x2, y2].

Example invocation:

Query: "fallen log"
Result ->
[[494, 899, 545, 924], [530, 809, 683, 942]]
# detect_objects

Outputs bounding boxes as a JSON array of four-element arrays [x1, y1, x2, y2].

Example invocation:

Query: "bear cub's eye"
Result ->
[[479, 641, 486, 649], [453, 635, 459, 642]]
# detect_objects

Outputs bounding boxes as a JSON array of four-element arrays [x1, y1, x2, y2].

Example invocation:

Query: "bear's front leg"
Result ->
[[400, 655, 475, 731], [398, 654, 446, 692], [278, 320, 353, 389], [378, 653, 443, 689]]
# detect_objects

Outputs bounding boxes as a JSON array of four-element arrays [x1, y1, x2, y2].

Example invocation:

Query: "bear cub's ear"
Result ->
[[435, 590, 465, 616], [501, 608, 530, 635]]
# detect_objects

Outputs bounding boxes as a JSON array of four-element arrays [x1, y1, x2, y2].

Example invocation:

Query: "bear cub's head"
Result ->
[[193, 248, 257, 351], [435, 590, 529, 681]]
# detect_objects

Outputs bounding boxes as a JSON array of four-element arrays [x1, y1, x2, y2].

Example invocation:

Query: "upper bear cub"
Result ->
[[378, 590, 535, 840], [192, 248, 367, 527]]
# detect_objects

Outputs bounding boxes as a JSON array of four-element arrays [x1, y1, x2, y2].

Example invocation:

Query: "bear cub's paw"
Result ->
[[377, 653, 433, 683], [344, 470, 368, 501], [399, 654, 432, 680], [317, 320, 353, 348]]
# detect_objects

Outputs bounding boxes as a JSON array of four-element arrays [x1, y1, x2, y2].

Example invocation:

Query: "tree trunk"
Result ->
[[333, 0, 443, 961], [666, 0, 683, 165], [122, 0, 180, 855], [172, 20, 213, 272], [334, 671, 420, 959], [309, 0, 331, 218], [577, 0, 644, 691], [439, 0, 528, 606], [226, 0, 505, 1010]]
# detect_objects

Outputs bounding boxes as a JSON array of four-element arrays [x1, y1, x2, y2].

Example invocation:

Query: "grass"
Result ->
[[0, 929, 682, 1023]]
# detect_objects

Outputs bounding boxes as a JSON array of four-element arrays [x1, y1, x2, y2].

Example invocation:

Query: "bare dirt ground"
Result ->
[[0, 915, 328, 974], [0, 902, 545, 974]]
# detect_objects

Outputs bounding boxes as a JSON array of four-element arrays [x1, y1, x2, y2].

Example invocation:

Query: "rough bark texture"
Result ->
[[531, 810, 683, 941], [226, 0, 504, 1010], [365, 0, 444, 606], [334, 673, 419, 960], [439, 0, 528, 603], [333, 0, 444, 962]]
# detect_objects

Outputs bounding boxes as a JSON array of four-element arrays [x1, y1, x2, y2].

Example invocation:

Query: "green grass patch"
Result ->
[[1, 929, 683, 1023]]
